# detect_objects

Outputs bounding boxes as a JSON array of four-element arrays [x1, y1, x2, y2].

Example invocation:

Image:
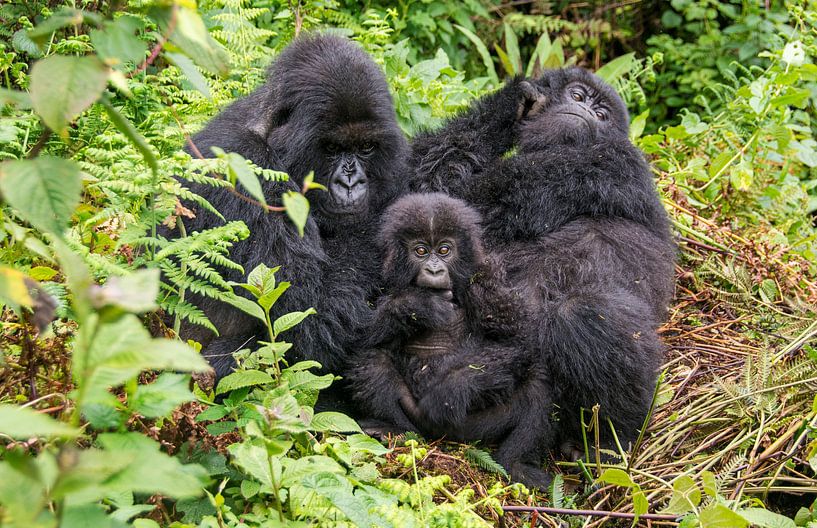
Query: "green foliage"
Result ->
[[2, 1, 817, 527]]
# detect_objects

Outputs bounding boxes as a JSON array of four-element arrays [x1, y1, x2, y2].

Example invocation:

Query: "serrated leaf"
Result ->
[[221, 292, 266, 323], [273, 308, 316, 337], [227, 442, 273, 487], [301, 472, 378, 527], [225, 152, 265, 205], [0, 404, 80, 439], [282, 191, 309, 236], [310, 412, 362, 433], [166, 52, 211, 99], [709, 150, 734, 178], [29, 55, 109, 133], [216, 370, 273, 395], [0, 156, 82, 237], [346, 434, 390, 456], [258, 282, 290, 312]]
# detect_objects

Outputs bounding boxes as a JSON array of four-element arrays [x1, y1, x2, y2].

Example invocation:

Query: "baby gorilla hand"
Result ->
[[388, 288, 456, 330]]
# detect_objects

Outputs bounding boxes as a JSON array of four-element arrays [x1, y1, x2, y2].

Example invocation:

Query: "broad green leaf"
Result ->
[[0, 455, 51, 526], [0, 265, 33, 310], [701, 470, 718, 497], [166, 52, 211, 99], [503, 22, 521, 75], [730, 159, 753, 192], [27, 9, 86, 46], [301, 472, 379, 527], [281, 456, 345, 487], [221, 292, 266, 323], [131, 373, 194, 418], [633, 490, 648, 520], [258, 282, 290, 312], [782, 40, 805, 67], [310, 412, 362, 433], [597, 468, 635, 488], [0, 156, 82, 237], [629, 110, 649, 142], [708, 150, 734, 178], [89, 268, 160, 313], [163, 6, 230, 75], [346, 434, 390, 456], [29, 55, 109, 133], [771, 87, 811, 109], [90, 16, 146, 68], [29, 266, 57, 281], [273, 308, 316, 337], [282, 191, 309, 237], [99, 97, 158, 173], [61, 503, 117, 528], [738, 508, 796, 528], [663, 475, 701, 514], [216, 370, 273, 395], [699, 504, 749, 528], [0, 87, 32, 109], [596, 53, 636, 83], [527, 33, 552, 77], [92, 433, 208, 499], [0, 404, 80, 439], [227, 441, 273, 487], [454, 24, 499, 86]]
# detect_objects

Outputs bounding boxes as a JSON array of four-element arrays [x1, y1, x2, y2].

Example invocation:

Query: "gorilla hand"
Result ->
[[517, 80, 548, 120]]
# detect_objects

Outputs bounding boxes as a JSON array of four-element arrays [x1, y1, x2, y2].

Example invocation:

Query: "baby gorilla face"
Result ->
[[410, 239, 456, 291]]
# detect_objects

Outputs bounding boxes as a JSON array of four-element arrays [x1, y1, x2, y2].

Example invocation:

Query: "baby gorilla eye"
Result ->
[[438, 244, 451, 256], [361, 142, 375, 154], [414, 245, 429, 257], [595, 110, 608, 121], [571, 91, 584, 102], [325, 143, 339, 154]]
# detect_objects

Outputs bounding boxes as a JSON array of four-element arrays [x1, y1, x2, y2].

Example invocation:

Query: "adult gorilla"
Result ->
[[172, 34, 408, 379], [410, 68, 675, 455]]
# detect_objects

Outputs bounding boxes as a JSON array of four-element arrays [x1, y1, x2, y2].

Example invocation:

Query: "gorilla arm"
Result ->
[[409, 79, 545, 194]]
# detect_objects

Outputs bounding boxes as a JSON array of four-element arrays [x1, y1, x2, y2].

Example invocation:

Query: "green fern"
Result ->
[[463, 447, 508, 478]]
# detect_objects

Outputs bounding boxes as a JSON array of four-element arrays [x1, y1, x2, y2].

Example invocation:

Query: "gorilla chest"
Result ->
[[404, 310, 466, 391]]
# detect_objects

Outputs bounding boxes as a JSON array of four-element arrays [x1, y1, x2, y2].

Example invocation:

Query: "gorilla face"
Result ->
[[317, 123, 383, 215], [520, 68, 629, 150], [410, 238, 455, 291]]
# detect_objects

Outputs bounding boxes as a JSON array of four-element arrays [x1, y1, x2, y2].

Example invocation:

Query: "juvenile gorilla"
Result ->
[[349, 193, 552, 487], [171, 34, 408, 378], [410, 69, 675, 455]]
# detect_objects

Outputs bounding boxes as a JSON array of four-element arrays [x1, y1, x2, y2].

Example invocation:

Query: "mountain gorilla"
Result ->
[[349, 193, 552, 487], [410, 68, 675, 456], [170, 34, 408, 379]]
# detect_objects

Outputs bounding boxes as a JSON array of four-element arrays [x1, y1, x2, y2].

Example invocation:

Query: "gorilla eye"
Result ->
[[595, 110, 608, 121], [361, 143, 375, 154], [438, 244, 451, 256], [571, 91, 584, 102], [414, 246, 429, 257]]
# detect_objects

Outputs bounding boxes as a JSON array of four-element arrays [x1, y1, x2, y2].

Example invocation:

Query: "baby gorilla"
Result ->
[[349, 193, 552, 488]]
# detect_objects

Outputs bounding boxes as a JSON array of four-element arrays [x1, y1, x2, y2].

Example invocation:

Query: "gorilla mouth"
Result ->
[[560, 111, 593, 129], [326, 183, 368, 214]]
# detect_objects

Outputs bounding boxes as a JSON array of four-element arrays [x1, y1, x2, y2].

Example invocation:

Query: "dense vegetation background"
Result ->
[[1, 1, 816, 526]]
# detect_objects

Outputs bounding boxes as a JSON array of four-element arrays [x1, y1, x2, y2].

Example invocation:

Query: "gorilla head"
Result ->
[[248, 34, 407, 224], [379, 193, 484, 302], [520, 68, 629, 150]]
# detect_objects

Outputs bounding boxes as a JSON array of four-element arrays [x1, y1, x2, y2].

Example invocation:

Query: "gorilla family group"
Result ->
[[174, 34, 676, 488]]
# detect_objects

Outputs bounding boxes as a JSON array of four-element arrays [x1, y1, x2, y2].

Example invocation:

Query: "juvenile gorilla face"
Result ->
[[380, 193, 484, 298], [410, 238, 456, 291], [520, 68, 630, 150]]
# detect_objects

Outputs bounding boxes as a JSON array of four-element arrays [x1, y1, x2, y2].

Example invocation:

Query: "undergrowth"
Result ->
[[1, 1, 816, 527]]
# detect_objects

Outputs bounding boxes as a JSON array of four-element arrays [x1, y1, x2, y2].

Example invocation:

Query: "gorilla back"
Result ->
[[171, 34, 408, 378]]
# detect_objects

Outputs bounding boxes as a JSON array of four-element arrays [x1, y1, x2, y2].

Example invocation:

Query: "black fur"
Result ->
[[409, 68, 676, 453], [349, 193, 552, 488], [169, 34, 408, 379]]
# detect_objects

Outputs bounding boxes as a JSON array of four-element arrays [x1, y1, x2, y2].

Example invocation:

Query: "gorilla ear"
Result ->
[[247, 105, 293, 139]]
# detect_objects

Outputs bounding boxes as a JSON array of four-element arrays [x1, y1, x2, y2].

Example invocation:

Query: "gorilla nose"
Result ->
[[427, 266, 444, 276]]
